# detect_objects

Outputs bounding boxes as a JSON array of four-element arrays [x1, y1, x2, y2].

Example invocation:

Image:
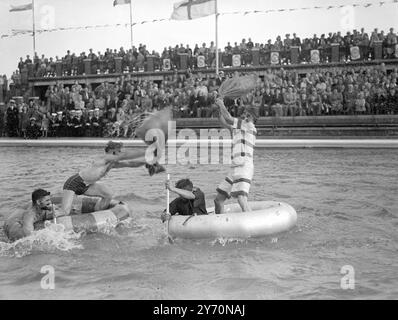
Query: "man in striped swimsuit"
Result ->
[[60, 141, 165, 217], [214, 98, 257, 214]]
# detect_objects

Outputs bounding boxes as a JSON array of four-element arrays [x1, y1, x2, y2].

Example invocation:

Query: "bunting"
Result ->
[[113, 0, 131, 6], [2, 0, 398, 39], [9, 3, 33, 12]]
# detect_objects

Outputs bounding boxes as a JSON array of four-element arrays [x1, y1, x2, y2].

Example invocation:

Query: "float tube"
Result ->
[[168, 201, 297, 239], [52, 196, 132, 233]]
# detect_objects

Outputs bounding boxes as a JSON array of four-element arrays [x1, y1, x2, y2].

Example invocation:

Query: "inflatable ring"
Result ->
[[52, 196, 132, 233], [167, 201, 297, 239]]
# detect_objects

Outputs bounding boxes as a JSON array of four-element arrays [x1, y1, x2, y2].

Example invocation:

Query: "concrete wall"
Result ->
[[175, 115, 398, 137]]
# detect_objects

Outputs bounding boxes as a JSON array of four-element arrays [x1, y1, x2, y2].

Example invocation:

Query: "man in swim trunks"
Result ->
[[60, 140, 165, 217], [214, 98, 258, 214], [3, 189, 54, 242]]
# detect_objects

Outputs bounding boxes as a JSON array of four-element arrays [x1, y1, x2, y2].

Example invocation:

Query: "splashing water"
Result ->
[[210, 237, 249, 246], [0, 221, 83, 258], [94, 217, 135, 236], [210, 236, 281, 247]]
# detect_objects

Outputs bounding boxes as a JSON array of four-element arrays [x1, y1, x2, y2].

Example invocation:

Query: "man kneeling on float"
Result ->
[[59, 140, 165, 217]]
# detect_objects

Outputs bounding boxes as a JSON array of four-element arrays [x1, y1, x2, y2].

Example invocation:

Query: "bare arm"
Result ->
[[22, 210, 35, 236], [104, 149, 146, 163], [170, 187, 195, 200], [219, 113, 232, 129], [215, 98, 234, 125], [113, 160, 147, 169], [165, 181, 195, 200]]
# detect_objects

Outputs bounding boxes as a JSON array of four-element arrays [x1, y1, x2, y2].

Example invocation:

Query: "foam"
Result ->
[[0, 221, 83, 258]]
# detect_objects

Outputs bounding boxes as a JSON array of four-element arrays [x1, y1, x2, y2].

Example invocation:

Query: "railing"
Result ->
[[15, 41, 396, 80]]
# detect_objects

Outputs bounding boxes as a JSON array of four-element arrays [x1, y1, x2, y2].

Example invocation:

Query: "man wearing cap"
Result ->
[[3, 189, 55, 242], [26, 117, 41, 139], [214, 98, 258, 214], [59, 140, 165, 217], [52, 111, 64, 137], [72, 109, 85, 137], [49, 113, 58, 137]]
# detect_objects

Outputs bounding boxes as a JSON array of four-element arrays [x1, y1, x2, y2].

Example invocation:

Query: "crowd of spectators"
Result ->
[[14, 27, 398, 78], [1, 62, 398, 139]]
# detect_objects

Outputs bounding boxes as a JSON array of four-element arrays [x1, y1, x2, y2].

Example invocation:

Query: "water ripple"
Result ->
[[0, 147, 397, 299]]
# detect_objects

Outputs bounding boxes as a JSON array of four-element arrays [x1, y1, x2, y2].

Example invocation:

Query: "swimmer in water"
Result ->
[[59, 140, 165, 217], [3, 189, 54, 242]]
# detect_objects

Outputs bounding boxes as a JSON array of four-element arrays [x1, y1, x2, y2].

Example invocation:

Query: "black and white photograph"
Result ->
[[0, 0, 397, 304]]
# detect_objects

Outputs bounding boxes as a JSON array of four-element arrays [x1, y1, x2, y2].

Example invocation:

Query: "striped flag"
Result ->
[[9, 3, 33, 12], [113, 0, 131, 6], [171, 0, 216, 20]]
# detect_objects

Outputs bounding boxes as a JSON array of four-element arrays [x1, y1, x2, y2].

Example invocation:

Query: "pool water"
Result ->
[[0, 147, 397, 299]]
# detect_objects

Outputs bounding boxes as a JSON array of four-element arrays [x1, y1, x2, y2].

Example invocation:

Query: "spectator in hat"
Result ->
[[26, 117, 41, 139], [72, 109, 85, 137], [3, 189, 55, 242], [49, 113, 57, 137]]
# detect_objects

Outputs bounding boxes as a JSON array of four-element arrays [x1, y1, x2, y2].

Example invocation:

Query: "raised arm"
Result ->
[[219, 113, 232, 129], [170, 187, 195, 200], [215, 98, 234, 125], [165, 181, 195, 200]]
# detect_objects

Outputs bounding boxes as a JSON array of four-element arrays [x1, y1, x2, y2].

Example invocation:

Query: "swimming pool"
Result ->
[[0, 147, 397, 299]]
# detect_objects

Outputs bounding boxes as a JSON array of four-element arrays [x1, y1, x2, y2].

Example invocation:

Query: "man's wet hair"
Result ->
[[175, 179, 193, 190], [105, 141, 123, 153]]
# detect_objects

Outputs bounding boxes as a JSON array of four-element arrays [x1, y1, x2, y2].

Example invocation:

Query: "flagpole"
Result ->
[[129, 1, 133, 49], [215, 0, 219, 75], [32, 0, 36, 57]]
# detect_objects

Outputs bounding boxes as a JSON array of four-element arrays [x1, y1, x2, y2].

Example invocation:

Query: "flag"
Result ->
[[113, 0, 131, 6], [171, 0, 216, 20], [9, 3, 33, 12]]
